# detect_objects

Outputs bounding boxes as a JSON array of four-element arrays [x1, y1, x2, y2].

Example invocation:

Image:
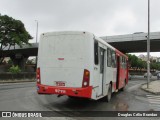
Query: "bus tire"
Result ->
[[120, 80, 126, 91], [121, 79, 126, 91], [106, 84, 112, 102], [68, 96, 78, 99]]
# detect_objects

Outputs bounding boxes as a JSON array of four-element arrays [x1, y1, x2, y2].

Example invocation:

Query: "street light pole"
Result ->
[[35, 20, 38, 70], [147, 0, 150, 88], [35, 20, 38, 43]]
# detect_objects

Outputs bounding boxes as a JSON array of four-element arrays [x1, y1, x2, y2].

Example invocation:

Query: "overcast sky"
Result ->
[[0, 0, 160, 56]]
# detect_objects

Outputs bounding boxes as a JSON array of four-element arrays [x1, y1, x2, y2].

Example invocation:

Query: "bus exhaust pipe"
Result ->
[[57, 94, 63, 97]]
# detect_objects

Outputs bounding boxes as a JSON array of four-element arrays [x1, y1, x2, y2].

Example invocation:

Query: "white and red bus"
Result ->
[[37, 31, 128, 102]]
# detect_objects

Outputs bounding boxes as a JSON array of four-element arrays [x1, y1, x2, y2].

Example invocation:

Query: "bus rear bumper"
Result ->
[[37, 84, 92, 98]]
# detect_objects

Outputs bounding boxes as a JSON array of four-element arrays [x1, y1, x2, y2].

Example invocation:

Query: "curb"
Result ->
[[141, 87, 160, 95], [141, 83, 160, 95], [0, 80, 36, 84]]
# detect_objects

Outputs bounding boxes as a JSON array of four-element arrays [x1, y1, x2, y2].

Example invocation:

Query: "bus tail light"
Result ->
[[36, 67, 41, 84], [82, 69, 90, 88]]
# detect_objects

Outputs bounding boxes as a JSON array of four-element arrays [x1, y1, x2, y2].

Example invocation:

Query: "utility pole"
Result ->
[[35, 20, 38, 70], [147, 0, 150, 88], [35, 20, 38, 43]]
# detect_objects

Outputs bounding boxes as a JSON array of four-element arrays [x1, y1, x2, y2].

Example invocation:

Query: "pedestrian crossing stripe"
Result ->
[[146, 94, 160, 111], [147, 96, 160, 98], [148, 98, 160, 101], [146, 94, 160, 96], [149, 101, 160, 104]]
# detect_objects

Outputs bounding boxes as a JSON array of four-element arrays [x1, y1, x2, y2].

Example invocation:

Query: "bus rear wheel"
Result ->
[[121, 79, 126, 91], [106, 84, 112, 102]]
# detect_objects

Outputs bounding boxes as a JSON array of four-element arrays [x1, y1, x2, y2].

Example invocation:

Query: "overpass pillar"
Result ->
[[10, 54, 29, 71]]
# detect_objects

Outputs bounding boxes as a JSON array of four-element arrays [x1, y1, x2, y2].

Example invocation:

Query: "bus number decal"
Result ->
[[55, 89, 66, 94]]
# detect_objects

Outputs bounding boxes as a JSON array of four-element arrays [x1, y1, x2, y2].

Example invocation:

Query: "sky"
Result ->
[[0, 0, 160, 57]]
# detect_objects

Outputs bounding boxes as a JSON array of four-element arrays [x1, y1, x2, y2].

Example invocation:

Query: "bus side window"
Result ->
[[107, 48, 112, 67], [94, 40, 99, 65], [120, 56, 123, 68], [121, 57, 126, 69], [122, 57, 125, 69], [111, 51, 116, 68], [124, 57, 127, 69]]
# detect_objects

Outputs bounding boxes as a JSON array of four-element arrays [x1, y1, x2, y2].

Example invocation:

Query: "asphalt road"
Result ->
[[0, 77, 160, 120]]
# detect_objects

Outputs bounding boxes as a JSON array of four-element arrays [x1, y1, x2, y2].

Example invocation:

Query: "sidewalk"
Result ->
[[141, 80, 160, 95]]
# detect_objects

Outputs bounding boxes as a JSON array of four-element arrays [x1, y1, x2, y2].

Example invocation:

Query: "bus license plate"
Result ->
[[55, 81, 65, 86]]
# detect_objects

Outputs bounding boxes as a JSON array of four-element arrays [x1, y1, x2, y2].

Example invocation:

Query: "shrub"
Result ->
[[8, 65, 21, 74], [8, 59, 13, 65]]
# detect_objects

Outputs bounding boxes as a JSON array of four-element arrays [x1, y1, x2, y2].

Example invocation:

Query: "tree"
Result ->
[[157, 63, 160, 70], [126, 54, 160, 72], [0, 14, 33, 63], [126, 54, 147, 71], [137, 59, 144, 70], [142, 61, 147, 69], [127, 54, 139, 69]]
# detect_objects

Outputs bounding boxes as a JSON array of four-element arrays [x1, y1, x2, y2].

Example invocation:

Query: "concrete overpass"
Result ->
[[2, 32, 160, 57], [0, 43, 38, 70], [101, 32, 160, 53], [1, 43, 38, 57], [1, 32, 160, 70]]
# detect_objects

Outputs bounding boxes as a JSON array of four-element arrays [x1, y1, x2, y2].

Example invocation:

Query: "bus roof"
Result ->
[[40, 31, 93, 37]]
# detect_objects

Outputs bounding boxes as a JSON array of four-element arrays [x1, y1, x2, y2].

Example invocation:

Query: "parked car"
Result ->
[[128, 73, 132, 80], [155, 71, 160, 76], [144, 72, 152, 78], [157, 73, 160, 80]]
